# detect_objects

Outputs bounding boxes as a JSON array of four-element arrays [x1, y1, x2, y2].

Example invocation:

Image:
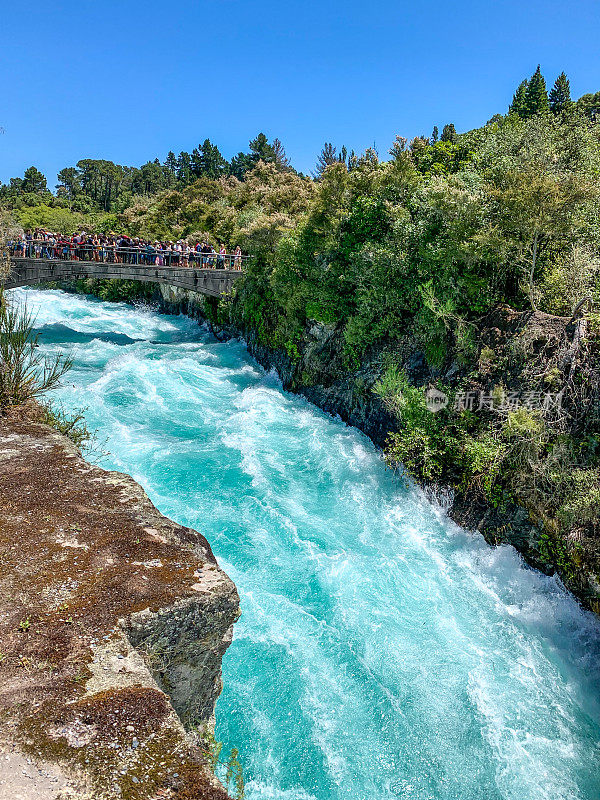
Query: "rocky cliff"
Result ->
[[0, 407, 240, 800]]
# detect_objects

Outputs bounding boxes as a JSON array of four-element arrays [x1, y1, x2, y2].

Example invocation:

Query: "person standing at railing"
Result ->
[[217, 244, 226, 270], [208, 245, 216, 268], [199, 242, 208, 268], [233, 245, 242, 270]]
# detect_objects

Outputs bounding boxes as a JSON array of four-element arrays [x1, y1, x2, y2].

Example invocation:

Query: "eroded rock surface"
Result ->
[[0, 412, 240, 799]]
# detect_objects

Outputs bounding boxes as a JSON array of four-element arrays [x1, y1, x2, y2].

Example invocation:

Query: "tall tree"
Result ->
[[22, 166, 47, 194], [201, 139, 228, 178], [271, 138, 291, 170], [164, 151, 178, 175], [56, 167, 81, 198], [431, 126, 439, 144], [249, 132, 275, 163], [176, 151, 192, 185], [509, 80, 529, 117], [524, 65, 549, 117], [229, 151, 256, 180], [314, 143, 338, 177], [138, 160, 164, 195], [549, 72, 573, 115], [162, 151, 178, 187], [440, 124, 457, 144]]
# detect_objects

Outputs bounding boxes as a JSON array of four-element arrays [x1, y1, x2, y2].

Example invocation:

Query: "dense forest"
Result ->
[[3, 67, 600, 603]]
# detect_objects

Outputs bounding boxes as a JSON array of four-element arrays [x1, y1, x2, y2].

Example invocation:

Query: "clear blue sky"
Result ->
[[2, 0, 599, 185]]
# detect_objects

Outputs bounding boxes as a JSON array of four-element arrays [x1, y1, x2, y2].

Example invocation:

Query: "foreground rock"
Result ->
[[0, 411, 240, 799]]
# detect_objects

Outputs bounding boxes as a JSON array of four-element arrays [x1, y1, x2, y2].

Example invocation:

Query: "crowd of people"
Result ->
[[10, 229, 245, 269]]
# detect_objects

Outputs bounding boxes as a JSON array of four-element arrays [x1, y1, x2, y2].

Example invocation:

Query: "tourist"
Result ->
[[233, 245, 242, 270], [8, 230, 245, 271], [217, 244, 226, 269]]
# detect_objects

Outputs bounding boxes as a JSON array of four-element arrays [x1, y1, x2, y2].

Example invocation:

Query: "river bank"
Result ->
[[141, 282, 600, 614], [0, 403, 239, 800]]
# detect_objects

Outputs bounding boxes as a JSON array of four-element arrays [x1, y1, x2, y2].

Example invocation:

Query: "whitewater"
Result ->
[[15, 287, 600, 800]]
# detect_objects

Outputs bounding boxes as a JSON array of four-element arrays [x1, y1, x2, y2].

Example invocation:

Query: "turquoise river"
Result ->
[[15, 287, 600, 800]]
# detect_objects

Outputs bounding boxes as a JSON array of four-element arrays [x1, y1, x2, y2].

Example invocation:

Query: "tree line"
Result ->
[[0, 132, 293, 214], [1, 65, 598, 219]]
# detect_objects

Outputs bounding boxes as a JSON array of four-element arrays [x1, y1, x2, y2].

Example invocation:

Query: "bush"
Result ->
[[556, 468, 600, 530], [0, 291, 72, 410], [375, 367, 458, 482], [38, 402, 94, 452]]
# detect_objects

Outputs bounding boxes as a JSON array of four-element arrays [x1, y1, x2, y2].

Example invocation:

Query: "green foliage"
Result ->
[[2, 133, 295, 213], [440, 124, 458, 144], [549, 72, 573, 115], [556, 468, 600, 529], [538, 531, 583, 585], [199, 732, 244, 800], [225, 747, 245, 800], [38, 402, 94, 451], [576, 91, 600, 123], [0, 291, 72, 410], [524, 65, 549, 117], [200, 730, 223, 773], [22, 166, 47, 194], [509, 80, 529, 117], [17, 204, 110, 236], [538, 246, 600, 315], [375, 368, 458, 482]]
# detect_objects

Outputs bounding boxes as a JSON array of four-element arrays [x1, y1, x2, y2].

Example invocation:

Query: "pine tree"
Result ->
[[440, 124, 457, 144], [314, 143, 338, 177], [22, 166, 47, 194], [549, 72, 573, 115], [176, 151, 192, 185], [162, 151, 178, 188], [271, 138, 291, 169], [249, 132, 275, 163], [524, 65, 549, 117], [509, 80, 529, 117], [229, 151, 255, 181], [431, 126, 439, 144], [164, 151, 178, 175], [200, 139, 228, 178]]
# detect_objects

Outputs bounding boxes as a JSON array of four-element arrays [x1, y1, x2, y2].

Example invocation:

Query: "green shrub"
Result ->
[[38, 402, 94, 452], [0, 292, 72, 410], [538, 531, 584, 585], [376, 367, 457, 482], [556, 468, 600, 529]]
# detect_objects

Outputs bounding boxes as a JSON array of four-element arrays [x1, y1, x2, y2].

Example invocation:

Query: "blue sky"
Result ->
[[2, 0, 599, 185]]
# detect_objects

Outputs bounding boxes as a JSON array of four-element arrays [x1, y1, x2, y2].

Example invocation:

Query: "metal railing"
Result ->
[[8, 240, 248, 270]]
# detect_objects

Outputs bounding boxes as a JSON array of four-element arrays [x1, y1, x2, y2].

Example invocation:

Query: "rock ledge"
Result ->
[[0, 412, 239, 799]]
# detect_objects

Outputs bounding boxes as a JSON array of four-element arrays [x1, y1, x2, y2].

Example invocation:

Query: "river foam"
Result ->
[[16, 287, 600, 800]]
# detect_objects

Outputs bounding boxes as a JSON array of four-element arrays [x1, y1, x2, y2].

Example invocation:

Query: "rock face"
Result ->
[[0, 410, 240, 800]]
